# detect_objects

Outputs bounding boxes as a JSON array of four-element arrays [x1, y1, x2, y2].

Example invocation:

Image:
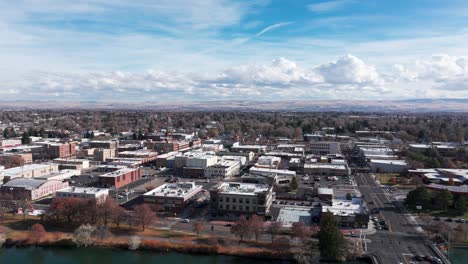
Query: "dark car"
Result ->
[[224, 223, 233, 227], [413, 255, 423, 261], [446, 218, 453, 222], [433, 217, 441, 221]]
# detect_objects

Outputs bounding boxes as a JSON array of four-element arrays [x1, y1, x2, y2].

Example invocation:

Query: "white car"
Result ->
[[302, 176, 309, 181], [182, 219, 190, 223]]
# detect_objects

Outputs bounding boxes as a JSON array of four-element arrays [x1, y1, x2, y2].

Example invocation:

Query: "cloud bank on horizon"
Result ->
[[0, 0, 467, 101]]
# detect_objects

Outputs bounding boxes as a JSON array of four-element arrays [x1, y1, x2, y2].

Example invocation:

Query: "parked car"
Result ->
[[181, 219, 190, 223], [455, 218, 465, 223], [446, 218, 453, 222], [433, 217, 441, 221]]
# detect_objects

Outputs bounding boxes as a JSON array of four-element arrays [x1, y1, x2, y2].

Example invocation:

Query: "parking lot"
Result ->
[[298, 173, 355, 188]]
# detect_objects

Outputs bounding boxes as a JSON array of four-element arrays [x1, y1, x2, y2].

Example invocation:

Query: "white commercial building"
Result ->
[[255, 156, 281, 169], [210, 182, 274, 216], [308, 142, 340, 155], [56, 187, 109, 203], [35, 169, 80, 181], [321, 198, 369, 228], [220, 155, 247, 166], [143, 182, 202, 212], [2, 163, 59, 181], [249, 167, 296, 178], [369, 159, 409, 173], [204, 160, 240, 179]]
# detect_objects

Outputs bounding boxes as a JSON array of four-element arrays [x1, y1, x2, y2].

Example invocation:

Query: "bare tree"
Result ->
[[16, 199, 32, 220], [291, 222, 310, 244], [193, 222, 204, 236], [133, 204, 156, 231], [231, 215, 251, 244], [267, 221, 283, 243], [73, 224, 96, 247], [248, 215, 264, 242], [128, 236, 141, 250]]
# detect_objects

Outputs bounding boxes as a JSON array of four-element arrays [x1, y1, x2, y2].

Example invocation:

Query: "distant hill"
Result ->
[[1, 99, 468, 112]]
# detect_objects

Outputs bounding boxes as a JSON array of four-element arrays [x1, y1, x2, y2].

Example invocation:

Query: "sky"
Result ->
[[1, 0, 468, 102]]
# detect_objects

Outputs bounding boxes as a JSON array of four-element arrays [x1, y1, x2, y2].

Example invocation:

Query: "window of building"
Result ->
[[219, 197, 223, 202], [226, 197, 230, 202], [246, 206, 250, 211], [232, 198, 236, 203], [226, 204, 230, 210], [232, 205, 236, 210], [239, 198, 243, 203], [246, 199, 250, 204]]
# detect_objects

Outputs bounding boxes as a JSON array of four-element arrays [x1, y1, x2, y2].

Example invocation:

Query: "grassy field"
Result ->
[[430, 210, 468, 219]]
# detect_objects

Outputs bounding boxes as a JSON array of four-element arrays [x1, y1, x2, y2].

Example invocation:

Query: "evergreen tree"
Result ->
[[289, 176, 299, 190], [405, 186, 431, 210], [21, 132, 31, 145], [318, 211, 348, 261], [148, 120, 154, 133], [39, 127, 46, 138], [435, 189, 453, 211], [454, 195, 467, 215], [2, 128, 9, 139]]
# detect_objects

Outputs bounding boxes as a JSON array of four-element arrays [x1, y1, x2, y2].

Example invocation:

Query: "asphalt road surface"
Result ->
[[354, 173, 441, 264]]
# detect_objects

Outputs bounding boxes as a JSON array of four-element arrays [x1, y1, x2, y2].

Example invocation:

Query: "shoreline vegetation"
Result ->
[[0, 214, 372, 263], [0, 214, 292, 261]]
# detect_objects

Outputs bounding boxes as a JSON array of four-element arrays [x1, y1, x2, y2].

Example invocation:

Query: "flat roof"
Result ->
[[276, 206, 312, 226], [4, 163, 57, 175], [318, 188, 334, 195], [57, 187, 109, 195], [99, 167, 139, 178], [370, 159, 408, 166], [322, 199, 365, 216], [144, 182, 201, 198], [304, 163, 347, 170], [217, 182, 270, 195], [249, 167, 296, 176]]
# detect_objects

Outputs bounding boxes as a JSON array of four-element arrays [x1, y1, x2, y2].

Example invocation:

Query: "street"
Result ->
[[354, 173, 444, 264]]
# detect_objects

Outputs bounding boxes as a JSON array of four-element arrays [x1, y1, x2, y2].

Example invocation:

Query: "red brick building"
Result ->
[[98, 168, 141, 189], [48, 142, 77, 159]]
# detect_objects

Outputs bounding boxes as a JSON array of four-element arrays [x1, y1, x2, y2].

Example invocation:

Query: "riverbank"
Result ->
[[0, 214, 293, 261]]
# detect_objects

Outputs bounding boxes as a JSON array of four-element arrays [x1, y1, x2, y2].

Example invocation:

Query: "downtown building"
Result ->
[[209, 182, 274, 217]]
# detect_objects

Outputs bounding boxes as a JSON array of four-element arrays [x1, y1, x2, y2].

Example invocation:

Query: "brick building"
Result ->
[[98, 168, 141, 189]]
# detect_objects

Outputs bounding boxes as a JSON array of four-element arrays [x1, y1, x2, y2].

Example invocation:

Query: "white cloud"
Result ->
[[8, 54, 399, 101], [316, 54, 383, 85], [255, 22, 294, 37]]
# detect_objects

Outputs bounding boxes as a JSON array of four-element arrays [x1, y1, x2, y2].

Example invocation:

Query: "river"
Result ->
[[450, 247, 468, 264], [0, 246, 370, 264]]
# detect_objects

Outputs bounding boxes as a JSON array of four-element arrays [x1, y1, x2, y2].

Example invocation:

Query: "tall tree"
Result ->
[[435, 189, 453, 211], [133, 204, 155, 231], [289, 176, 299, 191], [454, 195, 467, 215], [248, 215, 264, 242], [266, 221, 282, 243], [405, 186, 431, 210], [21, 131, 31, 144], [231, 215, 251, 244], [318, 211, 348, 261]]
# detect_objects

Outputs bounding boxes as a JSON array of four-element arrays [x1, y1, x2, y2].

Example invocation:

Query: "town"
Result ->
[[0, 111, 466, 264]]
